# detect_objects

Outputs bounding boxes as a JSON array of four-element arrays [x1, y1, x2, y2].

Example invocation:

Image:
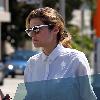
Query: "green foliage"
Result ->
[[67, 25, 94, 57]]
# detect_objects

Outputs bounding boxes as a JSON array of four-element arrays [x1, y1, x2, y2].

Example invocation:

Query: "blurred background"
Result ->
[[0, 0, 100, 99]]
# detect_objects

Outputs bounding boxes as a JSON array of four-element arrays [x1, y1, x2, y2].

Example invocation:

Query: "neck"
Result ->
[[42, 43, 58, 56]]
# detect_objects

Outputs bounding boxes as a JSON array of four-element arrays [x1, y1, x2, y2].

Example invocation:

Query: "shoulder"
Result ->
[[24, 52, 42, 82], [62, 47, 85, 59], [27, 52, 42, 63], [67, 49, 91, 76], [64, 48, 90, 74], [58, 44, 83, 56], [25, 52, 42, 71], [65, 48, 89, 65]]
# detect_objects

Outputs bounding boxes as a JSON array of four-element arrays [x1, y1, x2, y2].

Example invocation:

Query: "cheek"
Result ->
[[41, 34, 49, 42], [39, 31, 51, 41], [44, 33, 52, 42], [35, 30, 52, 43]]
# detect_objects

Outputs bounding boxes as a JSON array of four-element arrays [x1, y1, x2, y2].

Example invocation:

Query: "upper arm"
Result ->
[[76, 52, 91, 76], [75, 52, 97, 100]]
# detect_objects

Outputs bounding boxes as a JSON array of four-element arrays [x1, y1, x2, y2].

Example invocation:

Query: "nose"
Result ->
[[30, 32, 37, 37], [31, 33, 37, 39]]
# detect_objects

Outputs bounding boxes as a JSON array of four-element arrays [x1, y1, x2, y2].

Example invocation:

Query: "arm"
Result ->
[[76, 52, 97, 100]]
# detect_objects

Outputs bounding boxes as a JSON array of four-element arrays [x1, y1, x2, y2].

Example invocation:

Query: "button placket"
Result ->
[[44, 57, 50, 80]]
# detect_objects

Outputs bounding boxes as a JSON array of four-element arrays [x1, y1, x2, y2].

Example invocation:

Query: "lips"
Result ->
[[33, 39, 39, 43], [32, 37, 37, 41]]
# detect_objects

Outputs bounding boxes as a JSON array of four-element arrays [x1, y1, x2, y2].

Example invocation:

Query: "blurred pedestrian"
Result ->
[[24, 7, 97, 100], [0, 89, 4, 100]]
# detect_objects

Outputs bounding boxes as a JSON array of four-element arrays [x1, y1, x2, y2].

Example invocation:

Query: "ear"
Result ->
[[52, 26, 59, 35]]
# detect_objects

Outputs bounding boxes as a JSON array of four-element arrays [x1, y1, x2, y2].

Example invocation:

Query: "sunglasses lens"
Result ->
[[25, 28, 39, 37], [25, 25, 49, 37], [33, 27, 40, 33]]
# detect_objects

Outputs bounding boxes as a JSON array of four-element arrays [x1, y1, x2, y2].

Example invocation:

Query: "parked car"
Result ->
[[0, 61, 5, 85], [4, 50, 39, 78]]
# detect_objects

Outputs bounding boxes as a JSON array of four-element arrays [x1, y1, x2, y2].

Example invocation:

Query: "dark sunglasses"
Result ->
[[25, 25, 49, 37]]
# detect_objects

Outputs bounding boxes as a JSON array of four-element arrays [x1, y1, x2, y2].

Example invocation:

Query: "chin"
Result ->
[[34, 45, 40, 48], [33, 42, 44, 48], [33, 44, 41, 48]]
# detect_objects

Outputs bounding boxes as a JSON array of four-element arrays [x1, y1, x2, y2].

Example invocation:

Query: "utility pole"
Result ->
[[39, 0, 43, 8], [93, 1, 100, 99], [80, 1, 92, 35], [0, 23, 1, 60], [59, 0, 65, 23]]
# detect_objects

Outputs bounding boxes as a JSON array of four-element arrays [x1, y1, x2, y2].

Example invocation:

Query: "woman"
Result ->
[[24, 7, 97, 100]]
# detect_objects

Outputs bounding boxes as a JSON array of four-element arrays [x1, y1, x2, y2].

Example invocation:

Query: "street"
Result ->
[[0, 75, 24, 99]]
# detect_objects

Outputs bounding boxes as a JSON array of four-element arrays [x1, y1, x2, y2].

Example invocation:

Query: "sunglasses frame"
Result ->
[[25, 24, 49, 37]]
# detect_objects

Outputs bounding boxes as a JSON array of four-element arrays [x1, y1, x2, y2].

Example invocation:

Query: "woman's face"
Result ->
[[29, 18, 57, 48]]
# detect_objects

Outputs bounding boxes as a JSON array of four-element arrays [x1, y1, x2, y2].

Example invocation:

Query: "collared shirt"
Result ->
[[24, 44, 91, 82], [24, 44, 97, 100]]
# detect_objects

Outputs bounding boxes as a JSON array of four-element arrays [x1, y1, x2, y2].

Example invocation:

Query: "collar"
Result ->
[[41, 44, 65, 62]]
